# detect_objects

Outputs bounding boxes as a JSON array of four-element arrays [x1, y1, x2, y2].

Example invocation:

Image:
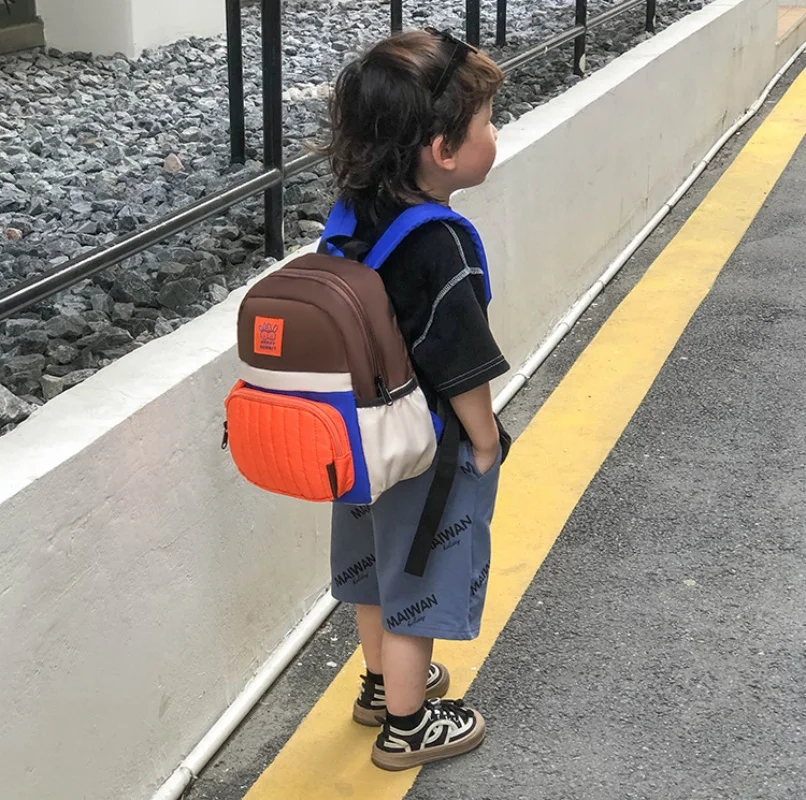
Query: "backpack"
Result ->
[[223, 199, 492, 576]]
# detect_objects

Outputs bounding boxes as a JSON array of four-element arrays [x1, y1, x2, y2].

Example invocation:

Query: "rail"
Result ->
[[0, 0, 655, 322]]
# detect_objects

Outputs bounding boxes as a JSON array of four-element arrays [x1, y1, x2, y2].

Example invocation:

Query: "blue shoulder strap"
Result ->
[[321, 198, 492, 303], [320, 197, 356, 246]]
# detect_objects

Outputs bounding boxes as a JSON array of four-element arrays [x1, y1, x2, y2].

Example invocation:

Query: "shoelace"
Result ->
[[425, 698, 472, 724]]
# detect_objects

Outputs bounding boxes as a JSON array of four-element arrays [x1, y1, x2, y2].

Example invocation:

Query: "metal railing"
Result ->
[[0, 0, 656, 322]]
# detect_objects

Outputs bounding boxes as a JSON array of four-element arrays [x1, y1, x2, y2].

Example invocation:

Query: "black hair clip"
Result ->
[[425, 27, 478, 100]]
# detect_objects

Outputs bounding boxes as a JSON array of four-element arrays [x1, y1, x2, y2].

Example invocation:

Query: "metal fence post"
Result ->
[[262, 0, 284, 260], [573, 0, 587, 76], [225, 0, 246, 165], [391, 0, 402, 33], [496, 0, 507, 47], [645, 0, 656, 33], [466, 0, 480, 47]]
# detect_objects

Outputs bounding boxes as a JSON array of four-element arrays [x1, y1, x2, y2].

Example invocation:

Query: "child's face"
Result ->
[[452, 100, 498, 190], [417, 99, 499, 202]]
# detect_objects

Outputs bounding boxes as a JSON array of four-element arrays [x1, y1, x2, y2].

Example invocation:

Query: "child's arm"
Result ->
[[449, 383, 500, 475]]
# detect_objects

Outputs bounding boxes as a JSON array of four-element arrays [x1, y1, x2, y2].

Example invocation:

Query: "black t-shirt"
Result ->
[[353, 205, 510, 411]]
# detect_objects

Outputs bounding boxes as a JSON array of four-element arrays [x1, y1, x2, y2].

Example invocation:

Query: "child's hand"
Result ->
[[449, 384, 500, 476], [472, 443, 500, 476]]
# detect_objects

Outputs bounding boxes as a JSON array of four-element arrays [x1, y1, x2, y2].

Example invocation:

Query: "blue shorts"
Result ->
[[330, 441, 502, 640]]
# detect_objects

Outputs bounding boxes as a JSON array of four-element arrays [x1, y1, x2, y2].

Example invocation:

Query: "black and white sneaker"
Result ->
[[352, 662, 451, 727], [371, 698, 486, 771]]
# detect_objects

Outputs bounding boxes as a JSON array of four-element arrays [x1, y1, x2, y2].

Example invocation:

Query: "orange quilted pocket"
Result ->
[[225, 381, 355, 501]]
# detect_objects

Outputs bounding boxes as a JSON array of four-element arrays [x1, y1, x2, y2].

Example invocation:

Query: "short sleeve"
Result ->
[[378, 220, 510, 399]]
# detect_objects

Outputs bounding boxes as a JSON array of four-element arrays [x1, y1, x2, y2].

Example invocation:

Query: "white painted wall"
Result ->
[[37, 0, 133, 56], [0, 1, 779, 798], [131, 0, 225, 54], [457, 0, 778, 376], [37, 0, 225, 57], [0, 297, 333, 800]]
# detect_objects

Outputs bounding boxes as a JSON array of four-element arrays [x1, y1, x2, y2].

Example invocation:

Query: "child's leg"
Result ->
[[381, 631, 432, 716], [355, 604, 383, 675], [356, 604, 432, 714]]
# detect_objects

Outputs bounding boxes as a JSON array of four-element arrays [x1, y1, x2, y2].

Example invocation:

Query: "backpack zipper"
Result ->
[[281, 268, 392, 404]]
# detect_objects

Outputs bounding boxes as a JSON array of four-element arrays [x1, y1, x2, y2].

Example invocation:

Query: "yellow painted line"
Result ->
[[245, 68, 806, 800]]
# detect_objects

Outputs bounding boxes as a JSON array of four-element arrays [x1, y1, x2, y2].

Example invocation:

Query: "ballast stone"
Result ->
[[0, 383, 35, 425]]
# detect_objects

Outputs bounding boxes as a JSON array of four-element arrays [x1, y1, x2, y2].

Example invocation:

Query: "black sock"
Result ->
[[367, 669, 384, 685], [387, 705, 426, 731]]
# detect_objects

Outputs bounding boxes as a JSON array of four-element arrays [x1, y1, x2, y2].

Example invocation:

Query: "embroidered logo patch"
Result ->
[[254, 316, 284, 357]]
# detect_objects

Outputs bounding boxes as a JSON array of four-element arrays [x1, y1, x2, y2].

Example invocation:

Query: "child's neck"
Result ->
[[415, 168, 455, 206]]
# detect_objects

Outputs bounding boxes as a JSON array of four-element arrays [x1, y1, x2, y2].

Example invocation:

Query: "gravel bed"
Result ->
[[0, 0, 706, 433]]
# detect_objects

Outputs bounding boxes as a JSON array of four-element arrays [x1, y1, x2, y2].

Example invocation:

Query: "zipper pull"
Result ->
[[376, 377, 394, 406], [221, 421, 229, 450]]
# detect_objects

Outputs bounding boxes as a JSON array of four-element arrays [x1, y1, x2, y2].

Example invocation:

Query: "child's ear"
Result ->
[[430, 134, 458, 172]]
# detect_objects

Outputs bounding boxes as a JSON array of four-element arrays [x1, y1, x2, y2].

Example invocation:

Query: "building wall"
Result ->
[[38, 0, 132, 55], [36, 0, 224, 57], [0, 0, 44, 56], [131, 0, 225, 54]]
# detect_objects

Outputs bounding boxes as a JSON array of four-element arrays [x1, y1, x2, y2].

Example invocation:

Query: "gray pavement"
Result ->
[[186, 59, 806, 800]]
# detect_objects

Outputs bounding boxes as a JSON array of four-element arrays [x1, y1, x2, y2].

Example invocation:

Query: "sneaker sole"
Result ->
[[370, 709, 486, 771], [352, 663, 451, 727]]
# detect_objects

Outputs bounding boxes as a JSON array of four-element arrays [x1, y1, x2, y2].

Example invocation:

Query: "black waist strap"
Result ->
[[404, 408, 461, 578]]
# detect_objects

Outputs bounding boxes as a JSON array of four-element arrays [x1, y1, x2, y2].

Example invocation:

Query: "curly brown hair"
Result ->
[[316, 30, 504, 223]]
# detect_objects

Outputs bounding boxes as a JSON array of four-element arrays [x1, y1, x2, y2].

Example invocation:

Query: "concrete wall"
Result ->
[[37, 0, 132, 56], [776, 6, 806, 69], [457, 0, 778, 375], [0, 20, 45, 56], [131, 0, 226, 54], [0, 299, 333, 800], [37, 0, 224, 57], [0, 1, 778, 799]]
